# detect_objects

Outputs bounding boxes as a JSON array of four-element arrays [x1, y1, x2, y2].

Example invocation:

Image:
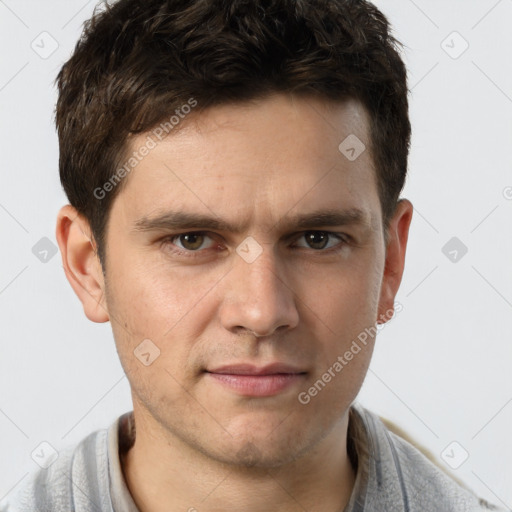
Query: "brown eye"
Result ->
[[292, 231, 348, 252], [304, 231, 330, 250], [174, 232, 214, 251]]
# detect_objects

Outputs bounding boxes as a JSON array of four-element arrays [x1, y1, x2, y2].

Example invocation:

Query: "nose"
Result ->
[[219, 244, 299, 338]]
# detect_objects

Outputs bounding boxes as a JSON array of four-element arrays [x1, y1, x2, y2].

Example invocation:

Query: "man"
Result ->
[[1, 0, 505, 511]]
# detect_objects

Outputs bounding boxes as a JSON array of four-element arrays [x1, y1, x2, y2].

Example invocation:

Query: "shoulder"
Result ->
[[351, 404, 506, 512], [0, 426, 112, 512]]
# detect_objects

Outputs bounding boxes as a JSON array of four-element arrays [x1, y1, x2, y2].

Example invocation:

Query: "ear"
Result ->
[[55, 204, 110, 323], [377, 199, 413, 324]]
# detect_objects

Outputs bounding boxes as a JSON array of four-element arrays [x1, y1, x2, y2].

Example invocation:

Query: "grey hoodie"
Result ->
[[0, 403, 506, 512]]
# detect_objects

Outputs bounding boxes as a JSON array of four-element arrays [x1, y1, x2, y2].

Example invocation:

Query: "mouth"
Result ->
[[205, 363, 308, 397]]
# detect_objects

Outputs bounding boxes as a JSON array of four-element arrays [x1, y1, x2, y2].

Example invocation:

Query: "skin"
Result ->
[[56, 93, 413, 512]]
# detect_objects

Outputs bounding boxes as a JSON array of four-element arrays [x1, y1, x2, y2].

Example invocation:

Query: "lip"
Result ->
[[205, 363, 307, 397], [208, 363, 306, 376]]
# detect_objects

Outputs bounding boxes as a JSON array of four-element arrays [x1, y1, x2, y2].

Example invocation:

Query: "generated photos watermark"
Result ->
[[298, 302, 403, 405]]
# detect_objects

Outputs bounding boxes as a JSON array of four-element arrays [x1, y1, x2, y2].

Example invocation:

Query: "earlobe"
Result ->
[[55, 205, 110, 323], [377, 199, 413, 325]]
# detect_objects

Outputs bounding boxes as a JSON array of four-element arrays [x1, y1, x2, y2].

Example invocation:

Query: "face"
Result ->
[[86, 94, 407, 468]]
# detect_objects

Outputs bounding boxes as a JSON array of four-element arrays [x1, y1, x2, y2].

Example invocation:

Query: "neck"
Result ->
[[122, 404, 356, 512]]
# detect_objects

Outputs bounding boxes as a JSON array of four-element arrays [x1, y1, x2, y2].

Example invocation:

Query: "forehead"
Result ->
[[111, 94, 380, 232]]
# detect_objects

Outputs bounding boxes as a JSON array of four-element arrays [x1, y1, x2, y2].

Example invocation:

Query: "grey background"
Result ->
[[0, 0, 511, 507]]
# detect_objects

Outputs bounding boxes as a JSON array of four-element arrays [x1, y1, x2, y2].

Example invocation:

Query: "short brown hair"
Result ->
[[55, 0, 411, 268]]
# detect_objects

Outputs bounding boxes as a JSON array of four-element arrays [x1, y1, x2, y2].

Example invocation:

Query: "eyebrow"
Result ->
[[132, 207, 373, 234]]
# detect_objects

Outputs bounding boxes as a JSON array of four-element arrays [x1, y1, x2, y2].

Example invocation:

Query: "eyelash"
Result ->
[[160, 231, 350, 259]]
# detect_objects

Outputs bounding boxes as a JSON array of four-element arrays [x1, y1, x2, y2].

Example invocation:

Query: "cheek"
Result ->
[[303, 252, 383, 392], [310, 258, 382, 331], [104, 250, 222, 374], [105, 247, 193, 332]]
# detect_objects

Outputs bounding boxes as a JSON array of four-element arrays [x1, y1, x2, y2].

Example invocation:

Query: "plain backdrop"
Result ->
[[1, 0, 511, 507]]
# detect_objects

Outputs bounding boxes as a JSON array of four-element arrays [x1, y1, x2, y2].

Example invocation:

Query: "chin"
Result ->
[[212, 423, 316, 470], [226, 440, 302, 470]]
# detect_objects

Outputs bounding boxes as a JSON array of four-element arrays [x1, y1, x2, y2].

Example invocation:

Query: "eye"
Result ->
[[294, 231, 347, 251], [170, 232, 216, 252]]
